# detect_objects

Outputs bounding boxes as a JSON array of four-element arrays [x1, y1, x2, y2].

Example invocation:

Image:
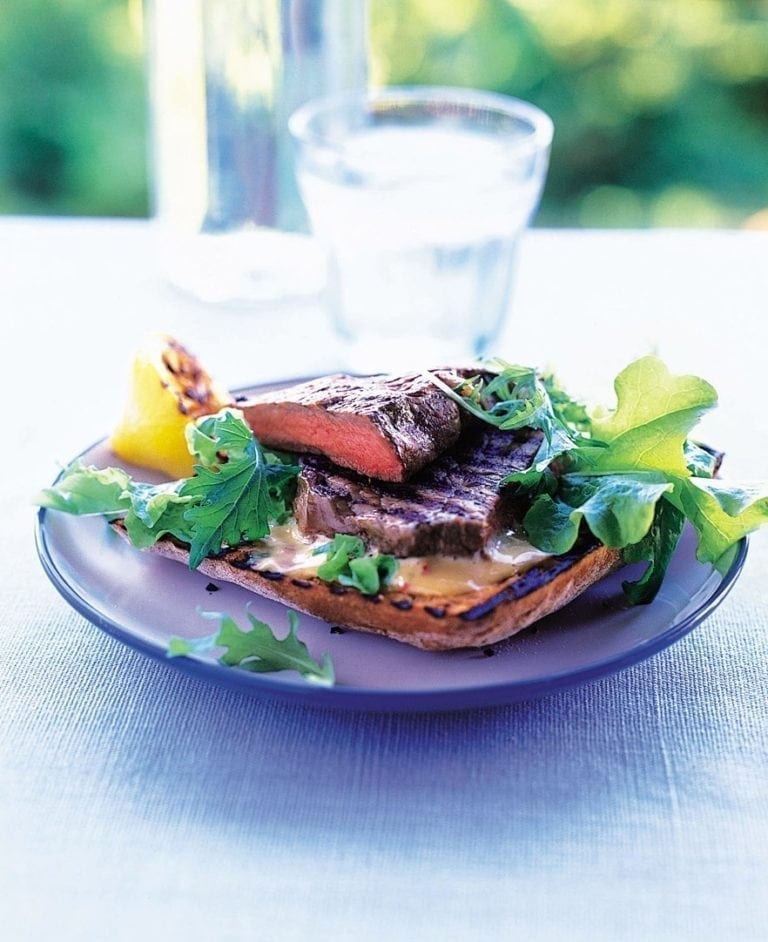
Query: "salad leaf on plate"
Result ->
[[621, 499, 687, 605], [684, 441, 720, 478], [522, 474, 673, 555], [168, 608, 335, 686], [573, 357, 717, 475], [178, 410, 298, 567], [36, 409, 299, 569], [315, 534, 398, 595], [425, 360, 579, 469], [669, 477, 768, 570], [37, 461, 133, 516], [479, 356, 767, 604], [122, 482, 197, 548]]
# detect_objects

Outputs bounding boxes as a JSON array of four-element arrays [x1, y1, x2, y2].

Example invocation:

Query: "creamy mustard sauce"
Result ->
[[248, 524, 551, 597], [392, 533, 551, 597], [249, 522, 329, 573]]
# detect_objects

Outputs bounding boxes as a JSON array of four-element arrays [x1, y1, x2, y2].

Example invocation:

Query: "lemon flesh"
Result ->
[[111, 335, 231, 479]]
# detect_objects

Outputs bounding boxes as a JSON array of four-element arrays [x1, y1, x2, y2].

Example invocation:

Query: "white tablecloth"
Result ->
[[1, 219, 766, 941]]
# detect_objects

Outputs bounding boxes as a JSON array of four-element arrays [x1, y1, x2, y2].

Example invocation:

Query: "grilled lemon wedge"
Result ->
[[111, 334, 231, 478]]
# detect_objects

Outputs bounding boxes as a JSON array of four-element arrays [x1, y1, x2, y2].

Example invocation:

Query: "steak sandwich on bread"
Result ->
[[40, 345, 766, 655], [135, 369, 621, 650]]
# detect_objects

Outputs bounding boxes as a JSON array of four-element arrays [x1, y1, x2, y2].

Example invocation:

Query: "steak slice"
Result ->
[[239, 371, 467, 482], [294, 426, 543, 557]]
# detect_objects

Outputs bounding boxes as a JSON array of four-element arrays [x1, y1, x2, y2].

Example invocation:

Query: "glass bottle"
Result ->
[[147, 0, 368, 304]]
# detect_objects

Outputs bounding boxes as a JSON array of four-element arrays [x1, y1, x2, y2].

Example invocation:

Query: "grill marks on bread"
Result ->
[[240, 371, 466, 482], [295, 427, 544, 557], [133, 530, 621, 651]]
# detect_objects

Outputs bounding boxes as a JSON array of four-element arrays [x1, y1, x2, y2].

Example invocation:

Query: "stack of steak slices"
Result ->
[[183, 368, 619, 650], [243, 368, 540, 556], [294, 426, 542, 558]]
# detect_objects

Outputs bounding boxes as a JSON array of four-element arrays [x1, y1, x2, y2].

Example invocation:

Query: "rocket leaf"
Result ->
[[168, 608, 335, 687], [35, 409, 299, 569]]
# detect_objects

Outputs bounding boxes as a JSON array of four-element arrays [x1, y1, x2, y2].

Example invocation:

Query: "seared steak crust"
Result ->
[[240, 371, 467, 482], [294, 426, 544, 557]]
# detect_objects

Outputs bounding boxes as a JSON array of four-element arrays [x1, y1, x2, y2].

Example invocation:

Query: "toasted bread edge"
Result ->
[[136, 534, 622, 651]]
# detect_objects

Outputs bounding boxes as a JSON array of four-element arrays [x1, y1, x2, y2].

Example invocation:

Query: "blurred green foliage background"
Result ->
[[2, 0, 768, 227]]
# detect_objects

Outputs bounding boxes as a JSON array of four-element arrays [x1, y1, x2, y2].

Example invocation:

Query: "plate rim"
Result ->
[[35, 420, 749, 713]]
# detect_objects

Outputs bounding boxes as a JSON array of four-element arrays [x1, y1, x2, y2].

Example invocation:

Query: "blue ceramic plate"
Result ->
[[35, 395, 747, 713]]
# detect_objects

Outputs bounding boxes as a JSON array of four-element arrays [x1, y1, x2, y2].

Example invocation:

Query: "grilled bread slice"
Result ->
[[131, 531, 621, 651]]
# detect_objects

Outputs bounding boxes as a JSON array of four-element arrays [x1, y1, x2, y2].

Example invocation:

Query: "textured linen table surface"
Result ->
[[1, 219, 766, 941]]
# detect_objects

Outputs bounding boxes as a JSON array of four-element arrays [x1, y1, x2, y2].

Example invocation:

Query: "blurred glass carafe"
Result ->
[[148, 0, 368, 304]]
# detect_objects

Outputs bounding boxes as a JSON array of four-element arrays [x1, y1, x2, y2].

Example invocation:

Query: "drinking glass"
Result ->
[[290, 86, 553, 370]]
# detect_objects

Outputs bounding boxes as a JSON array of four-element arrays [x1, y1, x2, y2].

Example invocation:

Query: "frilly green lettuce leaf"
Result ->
[[580, 356, 718, 475], [671, 477, 768, 569], [684, 441, 719, 478], [622, 500, 686, 604], [35, 461, 132, 516], [499, 356, 763, 603], [35, 409, 299, 570], [523, 474, 672, 554]]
